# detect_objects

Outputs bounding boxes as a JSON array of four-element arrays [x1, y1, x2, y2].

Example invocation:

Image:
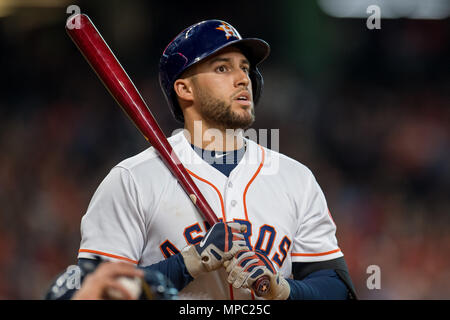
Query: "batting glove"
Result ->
[[225, 250, 290, 300], [181, 222, 248, 278]]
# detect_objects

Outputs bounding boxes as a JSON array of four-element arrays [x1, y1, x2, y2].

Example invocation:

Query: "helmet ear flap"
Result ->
[[159, 53, 189, 123], [165, 53, 189, 83], [250, 67, 264, 105]]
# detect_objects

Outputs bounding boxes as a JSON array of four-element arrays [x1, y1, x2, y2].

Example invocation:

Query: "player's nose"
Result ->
[[234, 69, 250, 89]]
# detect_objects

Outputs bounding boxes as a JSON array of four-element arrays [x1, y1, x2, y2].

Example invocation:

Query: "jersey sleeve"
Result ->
[[291, 171, 343, 263], [78, 166, 146, 265]]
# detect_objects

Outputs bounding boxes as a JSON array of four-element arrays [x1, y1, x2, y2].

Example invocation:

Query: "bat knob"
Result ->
[[253, 276, 270, 296]]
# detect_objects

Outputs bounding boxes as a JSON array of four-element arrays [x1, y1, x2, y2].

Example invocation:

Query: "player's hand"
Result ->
[[225, 249, 290, 300], [181, 222, 248, 278], [72, 261, 144, 300]]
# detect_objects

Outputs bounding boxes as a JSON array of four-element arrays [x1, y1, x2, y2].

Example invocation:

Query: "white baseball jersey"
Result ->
[[78, 130, 343, 299]]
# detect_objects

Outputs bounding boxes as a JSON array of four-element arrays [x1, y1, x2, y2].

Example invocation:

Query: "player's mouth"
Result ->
[[233, 91, 252, 106]]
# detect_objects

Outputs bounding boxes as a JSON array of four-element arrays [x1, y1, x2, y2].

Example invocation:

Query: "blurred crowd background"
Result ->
[[0, 0, 448, 299]]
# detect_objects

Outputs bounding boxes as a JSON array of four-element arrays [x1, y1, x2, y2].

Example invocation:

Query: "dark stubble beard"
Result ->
[[196, 86, 255, 130]]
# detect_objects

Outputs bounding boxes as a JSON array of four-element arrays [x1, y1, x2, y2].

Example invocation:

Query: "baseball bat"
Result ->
[[65, 13, 270, 297]]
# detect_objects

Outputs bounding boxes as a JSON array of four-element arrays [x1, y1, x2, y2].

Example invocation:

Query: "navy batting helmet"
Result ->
[[159, 19, 270, 123]]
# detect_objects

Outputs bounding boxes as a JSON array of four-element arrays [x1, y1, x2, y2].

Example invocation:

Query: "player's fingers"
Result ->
[[234, 240, 248, 247], [227, 265, 242, 285], [235, 250, 254, 262], [237, 253, 259, 268], [226, 250, 252, 273], [228, 251, 250, 269], [225, 256, 240, 273], [225, 251, 246, 272], [231, 232, 246, 241], [227, 222, 247, 233], [232, 266, 253, 289], [226, 242, 248, 259], [247, 267, 266, 283], [228, 258, 259, 288]]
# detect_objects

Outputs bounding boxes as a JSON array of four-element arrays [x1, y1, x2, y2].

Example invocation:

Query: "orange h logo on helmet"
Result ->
[[216, 22, 240, 40]]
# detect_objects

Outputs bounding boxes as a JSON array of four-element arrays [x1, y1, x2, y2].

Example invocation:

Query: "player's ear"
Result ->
[[174, 78, 194, 104]]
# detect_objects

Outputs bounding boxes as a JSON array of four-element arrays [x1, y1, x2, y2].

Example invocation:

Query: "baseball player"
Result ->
[[52, 19, 356, 300]]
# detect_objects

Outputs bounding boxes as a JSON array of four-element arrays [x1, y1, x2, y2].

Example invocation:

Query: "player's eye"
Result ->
[[216, 65, 228, 73], [241, 66, 250, 74]]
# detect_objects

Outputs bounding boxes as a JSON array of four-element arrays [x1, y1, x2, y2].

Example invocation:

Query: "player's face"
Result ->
[[191, 47, 254, 130]]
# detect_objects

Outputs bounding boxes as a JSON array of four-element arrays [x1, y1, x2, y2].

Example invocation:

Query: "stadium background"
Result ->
[[0, 0, 448, 299]]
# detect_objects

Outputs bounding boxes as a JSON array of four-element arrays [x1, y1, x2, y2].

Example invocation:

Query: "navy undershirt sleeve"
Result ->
[[286, 269, 349, 300], [76, 256, 192, 293], [140, 253, 193, 291]]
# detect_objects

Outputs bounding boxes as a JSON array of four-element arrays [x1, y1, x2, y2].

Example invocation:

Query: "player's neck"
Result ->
[[184, 119, 245, 152]]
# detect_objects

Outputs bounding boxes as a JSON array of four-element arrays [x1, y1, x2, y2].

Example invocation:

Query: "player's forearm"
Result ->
[[286, 269, 349, 300], [140, 253, 193, 291]]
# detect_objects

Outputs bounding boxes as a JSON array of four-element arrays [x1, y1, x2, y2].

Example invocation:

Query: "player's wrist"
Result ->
[[269, 274, 290, 300], [181, 245, 207, 278]]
